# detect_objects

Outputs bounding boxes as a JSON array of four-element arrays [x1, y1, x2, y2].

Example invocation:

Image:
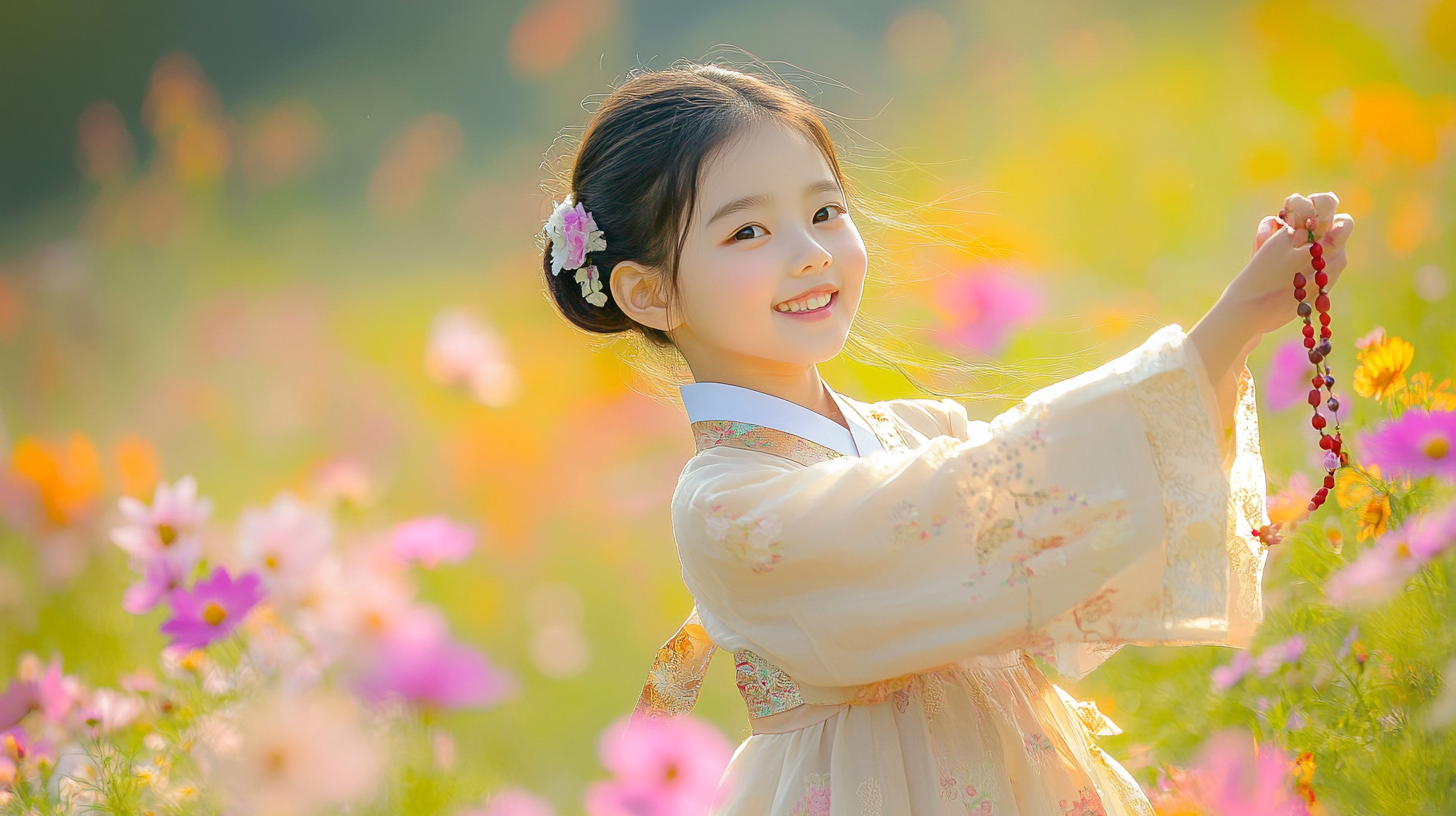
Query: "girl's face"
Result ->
[[666, 121, 868, 381]]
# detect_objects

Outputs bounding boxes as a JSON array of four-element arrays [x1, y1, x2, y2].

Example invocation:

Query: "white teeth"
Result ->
[[777, 292, 834, 313]]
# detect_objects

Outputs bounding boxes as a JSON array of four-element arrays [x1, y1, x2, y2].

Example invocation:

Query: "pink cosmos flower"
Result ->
[[1255, 636, 1307, 677], [391, 516, 477, 568], [1360, 409, 1456, 481], [462, 787, 558, 816], [425, 308, 520, 408], [207, 690, 383, 816], [355, 614, 513, 710], [931, 267, 1043, 355], [110, 475, 211, 565], [0, 656, 78, 731], [235, 492, 333, 602], [1212, 651, 1254, 691], [159, 567, 264, 650], [122, 553, 189, 614], [583, 713, 734, 816], [1327, 501, 1456, 606], [1149, 731, 1308, 816], [1263, 339, 1312, 412]]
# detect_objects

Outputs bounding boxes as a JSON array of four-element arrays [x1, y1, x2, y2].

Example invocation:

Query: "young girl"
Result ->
[[539, 62, 1353, 815]]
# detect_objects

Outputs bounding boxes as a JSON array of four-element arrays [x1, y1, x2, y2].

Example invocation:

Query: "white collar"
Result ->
[[679, 381, 884, 457]]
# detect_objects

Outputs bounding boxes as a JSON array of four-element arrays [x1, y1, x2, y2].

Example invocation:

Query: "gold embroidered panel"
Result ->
[[691, 420, 842, 466]]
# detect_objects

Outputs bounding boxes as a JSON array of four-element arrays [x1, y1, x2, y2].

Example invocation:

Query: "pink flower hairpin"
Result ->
[[543, 194, 609, 307]]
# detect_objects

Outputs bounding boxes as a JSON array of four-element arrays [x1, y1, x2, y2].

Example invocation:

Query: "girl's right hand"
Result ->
[[1220, 191, 1355, 338]]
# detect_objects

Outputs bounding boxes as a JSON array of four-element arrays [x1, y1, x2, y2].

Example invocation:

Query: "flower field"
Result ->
[[1, 1, 1454, 813]]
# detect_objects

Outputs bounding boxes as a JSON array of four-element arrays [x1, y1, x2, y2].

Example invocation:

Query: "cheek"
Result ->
[[678, 255, 778, 332]]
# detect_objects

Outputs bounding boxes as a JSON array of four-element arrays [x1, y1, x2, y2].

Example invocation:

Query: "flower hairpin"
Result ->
[[543, 194, 609, 307]]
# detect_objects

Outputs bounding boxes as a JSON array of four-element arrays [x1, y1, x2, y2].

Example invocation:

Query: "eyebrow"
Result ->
[[704, 179, 843, 228]]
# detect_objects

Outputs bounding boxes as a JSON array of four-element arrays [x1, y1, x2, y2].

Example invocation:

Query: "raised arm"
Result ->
[[1190, 192, 1355, 430], [673, 325, 1268, 689]]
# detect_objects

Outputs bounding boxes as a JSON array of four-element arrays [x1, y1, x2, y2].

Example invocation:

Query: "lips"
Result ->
[[774, 287, 838, 313]]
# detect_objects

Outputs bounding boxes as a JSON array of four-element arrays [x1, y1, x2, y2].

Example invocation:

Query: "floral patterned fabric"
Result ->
[[652, 325, 1267, 815]]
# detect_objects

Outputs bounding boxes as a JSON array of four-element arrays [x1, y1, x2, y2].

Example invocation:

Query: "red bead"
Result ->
[[1311, 374, 1324, 387], [1308, 501, 1319, 512], [1294, 288, 1307, 301], [1320, 434, 1333, 449], [1315, 486, 1329, 499], [1320, 327, 1331, 339], [1324, 474, 1336, 489], [1308, 389, 1322, 406], [1293, 273, 1307, 288], [1302, 324, 1314, 338], [1315, 293, 1330, 312], [1315, 271, 1329, 287], [1304, 336, 1316, 349], [1320, 311, 1331, 326], [1312, 414, 1327, 430], [1310, 242, 1323, 258], [1312, 256, 1326, 271]]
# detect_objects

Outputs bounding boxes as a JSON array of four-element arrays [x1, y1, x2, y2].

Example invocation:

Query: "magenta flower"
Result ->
[[1254, 635, 1307, 677], [1211, 651, 1253, 691], [159, 567, 264, 650], [356, 621, 513, 709], [1361, 409, 1456, 481], [390, 516, 477, 568], [931, 267, 1043, 355], [583, 713, 734, 816], [1263, 339, 1312, 412], [122, 555, 189, 614]]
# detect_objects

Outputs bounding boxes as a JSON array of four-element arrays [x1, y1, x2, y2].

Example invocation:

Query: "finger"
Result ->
[[1283, 193, 1315, 245], [1253, 215, 1282, 255], [1323, 213, 1354, 251], [1310, 192, 1339, 237]]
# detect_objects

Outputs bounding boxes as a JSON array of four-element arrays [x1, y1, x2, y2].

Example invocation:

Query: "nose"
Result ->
[[795, 233, 832, 276]]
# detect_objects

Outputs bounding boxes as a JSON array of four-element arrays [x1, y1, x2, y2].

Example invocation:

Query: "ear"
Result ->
[[609, 260, 678, 332]]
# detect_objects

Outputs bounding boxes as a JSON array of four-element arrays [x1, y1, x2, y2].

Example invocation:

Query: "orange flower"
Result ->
[[1352, 336, 1414, 401], [9, 433, 103, 527], [1400, 371, 1456, 412]]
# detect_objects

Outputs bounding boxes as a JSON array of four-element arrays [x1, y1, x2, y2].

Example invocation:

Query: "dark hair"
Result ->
[[539, 61, 849, 347]]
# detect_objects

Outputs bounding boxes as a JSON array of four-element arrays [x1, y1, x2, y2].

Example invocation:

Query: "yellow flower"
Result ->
[[1355, 495, 1391, 542], [1400, 371, 1456, 411], [1352, 336, 1414, 400], [1334, 465, 1392, 542]]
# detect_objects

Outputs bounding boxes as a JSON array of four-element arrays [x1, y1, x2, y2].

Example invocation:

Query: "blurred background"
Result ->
[[1, 0, 1453, 812]]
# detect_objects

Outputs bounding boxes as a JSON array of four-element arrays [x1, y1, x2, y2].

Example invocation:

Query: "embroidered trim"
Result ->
[[691, 420, 843, 466], [632, 607, 718, 720], [734, 648, 806, 718]]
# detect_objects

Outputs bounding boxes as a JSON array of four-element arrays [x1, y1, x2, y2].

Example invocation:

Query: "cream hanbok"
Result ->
[[634, 325, 1269, 816]]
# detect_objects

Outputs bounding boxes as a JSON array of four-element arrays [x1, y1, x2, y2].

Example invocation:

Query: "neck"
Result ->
[[681, 355, 848, 432]]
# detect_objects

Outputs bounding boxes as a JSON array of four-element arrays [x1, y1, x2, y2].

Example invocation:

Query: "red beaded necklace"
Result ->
[[1254, 209, 1347, 548]]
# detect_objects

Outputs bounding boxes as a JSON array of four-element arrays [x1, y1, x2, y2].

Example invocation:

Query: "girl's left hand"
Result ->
[[1219, 191, 1355, 338]]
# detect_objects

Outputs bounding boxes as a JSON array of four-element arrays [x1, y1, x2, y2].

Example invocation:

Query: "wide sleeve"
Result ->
[[671, 324, 1268, 691]]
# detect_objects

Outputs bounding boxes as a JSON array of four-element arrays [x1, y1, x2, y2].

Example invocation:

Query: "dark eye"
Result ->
[[815, 204, 846, 223], [733, 224, 766, 241]]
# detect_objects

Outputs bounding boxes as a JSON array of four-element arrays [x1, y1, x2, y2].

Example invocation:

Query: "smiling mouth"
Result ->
[[774, 290, 837, 313]]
